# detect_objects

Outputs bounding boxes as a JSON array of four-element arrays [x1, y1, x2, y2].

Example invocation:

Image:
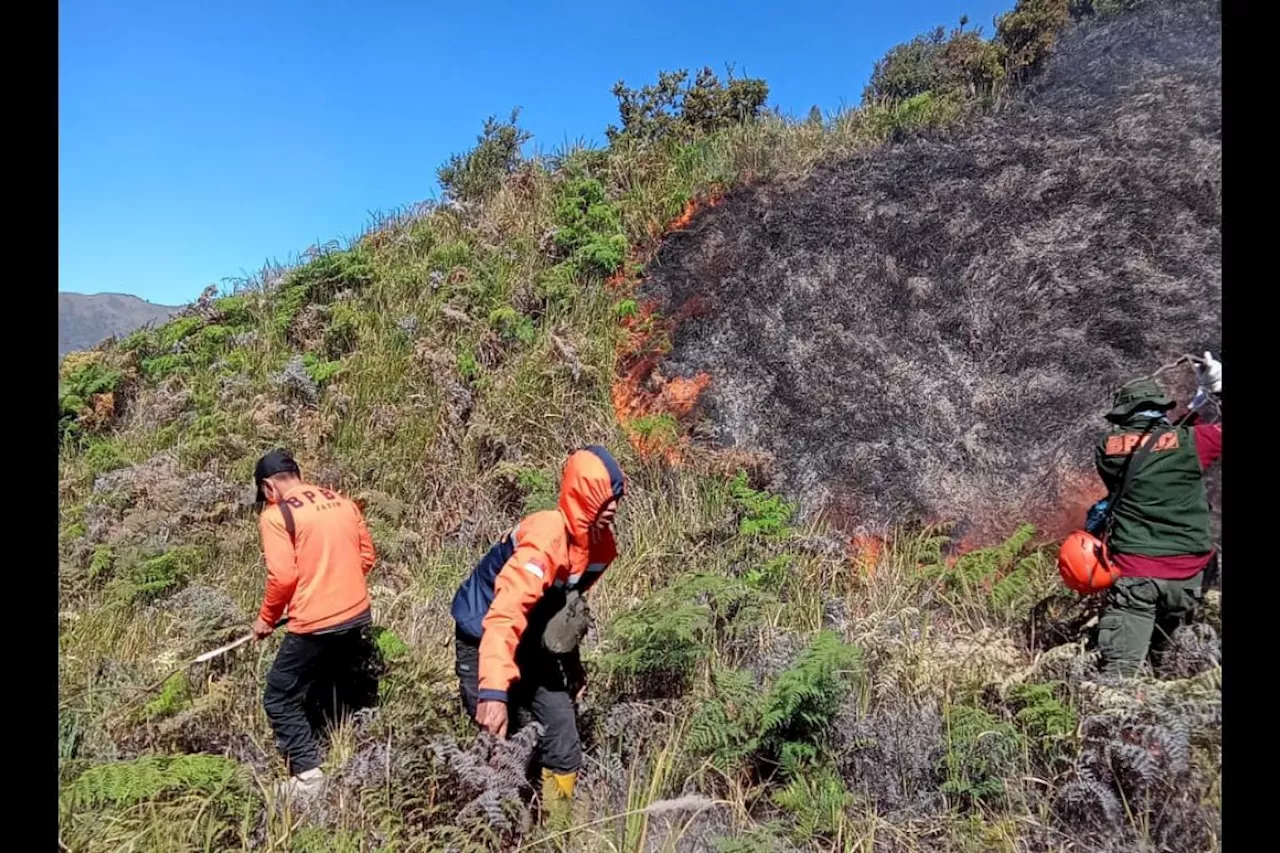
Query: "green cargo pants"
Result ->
[[1097, 573, 1204, 677]]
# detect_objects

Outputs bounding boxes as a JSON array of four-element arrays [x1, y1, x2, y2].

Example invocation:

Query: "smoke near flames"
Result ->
[[638, 0, 1221, 543]]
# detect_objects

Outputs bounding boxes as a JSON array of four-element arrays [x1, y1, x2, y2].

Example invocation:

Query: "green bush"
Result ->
[[217, 347, 253, 375], [324, 302, 363, 358], [600, 597, 714, 693], [924, 524, 1054, 622], [59, 359, 124, 439], [607, 67, 768, 143], [437, 109, 532, 203], [456, 345, 480, 382], [83, 441, 129, 476], [505, 465, 557, 513], [488, 306, 537, 344], [601, 571, 767, 693], [301, 352, 344, 385], [686, 667, 759, 770], [272, 248, 375, 338], [118, 328, 156, 354], [552, 178, 628, 278], [861, 0, 1076, 117], [864, 25, 1005, 104], [373, 627, 411, 662], [138, 353, 189, 381], [211, 294, 255, 327], [536, 262, 579, 308], [631, 413, 679, 446], [864, 90, 970, 140], [744, 554, 793, 592], [1008, 681, 1077, 767], [757, 632, 861, 769], [997, 0, 1072, 78], [156, 315, 204, 351]]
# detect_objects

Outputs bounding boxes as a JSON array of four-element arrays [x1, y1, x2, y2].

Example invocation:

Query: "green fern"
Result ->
[[744, 553, 794, 591], [88, 545, 116, 582], [110, 545, 209, 604], [770, 767, 853, 840], [373, 627, 411, 662], [600, 571, 770, 693], [684, 633, 861, 781], [65, 755, 251, 811], [552, 178, 628, 278], [925, 524, 1053, 620], [272, 247, 376, 337], [302, 352, 344, 384], [687, 666, 760, 769], [940, 704, 1024, 807], [756, 631, 861, 768], [140, 674, 191, 721], [1008, 681, 1077, 772], [729, 472, 795, 537], [599, 597, 712, 691]]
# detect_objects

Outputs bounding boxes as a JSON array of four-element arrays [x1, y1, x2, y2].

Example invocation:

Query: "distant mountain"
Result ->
[[59, 292, 179, 358]]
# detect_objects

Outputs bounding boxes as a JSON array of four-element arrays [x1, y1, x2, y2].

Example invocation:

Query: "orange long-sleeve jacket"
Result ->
[[451, 446, 625, 702], [258, 481, 376, 634]]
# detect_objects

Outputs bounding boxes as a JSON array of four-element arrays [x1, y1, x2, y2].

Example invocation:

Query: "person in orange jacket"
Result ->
[[251, 449, 379, 798], [451, 445, 625, 816]]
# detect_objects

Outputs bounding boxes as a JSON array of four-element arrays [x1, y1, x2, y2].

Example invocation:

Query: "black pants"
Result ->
[[264, 626, 380, 774], [455, 627, 584, 773]]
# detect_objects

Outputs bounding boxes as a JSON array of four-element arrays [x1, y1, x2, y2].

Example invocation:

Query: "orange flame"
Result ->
[[669, 199, 700, 231], [851, 535, 882, 578], [610, 192, 725, 462], [657, 373, 710, 418]]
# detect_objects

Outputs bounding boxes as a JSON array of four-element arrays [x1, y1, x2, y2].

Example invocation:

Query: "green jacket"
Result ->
[[1094, 414, 1213, 557]]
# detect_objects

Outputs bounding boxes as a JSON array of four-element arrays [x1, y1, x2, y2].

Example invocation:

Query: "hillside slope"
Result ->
[[641, 0, 1220, 541], [58, 2, 1221, 851], [59, 292, 179, 358]]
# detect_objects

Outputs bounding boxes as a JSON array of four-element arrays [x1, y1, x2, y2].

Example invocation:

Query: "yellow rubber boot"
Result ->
[[540, 767, 577, 831]]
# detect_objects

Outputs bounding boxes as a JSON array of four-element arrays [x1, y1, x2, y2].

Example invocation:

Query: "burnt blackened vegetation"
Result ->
[[641, 0, 1220, 539]]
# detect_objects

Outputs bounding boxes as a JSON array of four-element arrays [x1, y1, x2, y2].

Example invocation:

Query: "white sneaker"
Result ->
[[275, 767, 325, 801]]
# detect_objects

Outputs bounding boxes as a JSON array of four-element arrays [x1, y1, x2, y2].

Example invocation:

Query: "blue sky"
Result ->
[[59, 0, 1014, 306]]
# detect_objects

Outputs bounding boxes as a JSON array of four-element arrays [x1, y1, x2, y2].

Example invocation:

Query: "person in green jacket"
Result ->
[[1094, 354, 1222, 677]]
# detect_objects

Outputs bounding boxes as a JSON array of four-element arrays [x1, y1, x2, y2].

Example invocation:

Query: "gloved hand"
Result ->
[[1194, 351, 1221, 394]]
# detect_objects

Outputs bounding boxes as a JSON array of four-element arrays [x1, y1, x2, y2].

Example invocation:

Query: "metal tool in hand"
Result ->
[[98, 617, 289, 722]]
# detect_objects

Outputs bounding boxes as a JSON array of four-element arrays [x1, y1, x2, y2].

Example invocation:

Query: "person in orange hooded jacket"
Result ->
[[451, 445, 625, 813], [251, 449, 379, 798]]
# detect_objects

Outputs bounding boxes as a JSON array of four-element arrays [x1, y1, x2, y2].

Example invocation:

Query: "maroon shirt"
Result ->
[[1112, 423, 1221, 580]]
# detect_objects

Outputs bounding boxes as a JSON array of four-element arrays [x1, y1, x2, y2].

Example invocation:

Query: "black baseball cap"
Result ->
[[254, 449, 301, 505]]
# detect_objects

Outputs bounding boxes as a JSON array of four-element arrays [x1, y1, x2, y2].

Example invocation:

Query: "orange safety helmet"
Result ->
[[1057, 530, 1119, 595]]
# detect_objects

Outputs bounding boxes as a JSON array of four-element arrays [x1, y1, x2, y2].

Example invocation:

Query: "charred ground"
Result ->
[[642, 0, 1220, 539]]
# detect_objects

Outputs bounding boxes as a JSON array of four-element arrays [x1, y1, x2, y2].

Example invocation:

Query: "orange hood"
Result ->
[[557, 445, 626, 576]]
